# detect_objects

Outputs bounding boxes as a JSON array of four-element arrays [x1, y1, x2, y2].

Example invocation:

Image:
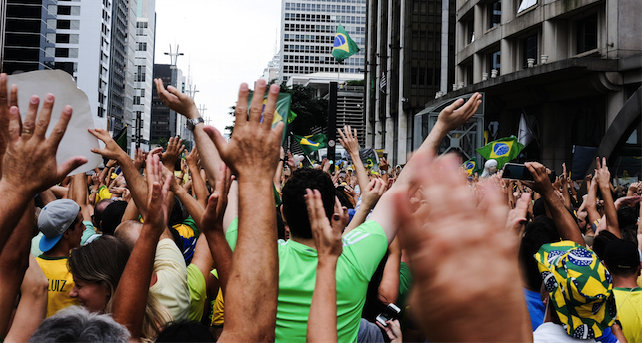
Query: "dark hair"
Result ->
[[533, 198, 546, 218], [335, 189, 353, 210], [100, 201, 128, 235], [276, 207, 286, 240], [592, 231, 618, 262], [282, 168, 335, 239], [617, 206, 638, 229], [621, 224, 639, 247], [519, 216, 560, 290], [156, 321, 215, 342], [169, 195, 188, 227], [94, 199, 113, 229]]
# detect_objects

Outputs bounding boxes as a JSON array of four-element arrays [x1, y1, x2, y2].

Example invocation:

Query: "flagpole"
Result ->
[[306, 155, 314, 167]]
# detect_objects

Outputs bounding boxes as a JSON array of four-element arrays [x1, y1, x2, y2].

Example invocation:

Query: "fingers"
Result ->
[[248, 79, 267, 123], [34, 94, 55, 137], [48, 105, 72, 149], [8, 106, 21, 142], [234, 83, 250, 125], [0, 74, 7, 109], [56, 156, 89, 179], [22, 95, 40, 137], [9, 84, 17, 108], [262, 84, 280, 128]]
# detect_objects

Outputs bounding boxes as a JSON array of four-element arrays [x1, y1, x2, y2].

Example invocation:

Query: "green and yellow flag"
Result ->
[[462, 157, 479, 177], [247, 93, 292, 144], [113, 126, 128, 152], [476, 136, 524, 169], [332, 23, 360, 63], [293, 134, 328, 155], [288, 110, 298, 124]]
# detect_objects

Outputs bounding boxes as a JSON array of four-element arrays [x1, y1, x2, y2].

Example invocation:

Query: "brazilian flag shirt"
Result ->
[[226, 219, 388, 342]]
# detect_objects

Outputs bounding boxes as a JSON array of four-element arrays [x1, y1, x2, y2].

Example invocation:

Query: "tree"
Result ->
[[226, 81, 327, 137]]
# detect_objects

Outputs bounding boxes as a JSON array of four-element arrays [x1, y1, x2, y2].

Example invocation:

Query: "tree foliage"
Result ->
[[225, 81, 327, 136]]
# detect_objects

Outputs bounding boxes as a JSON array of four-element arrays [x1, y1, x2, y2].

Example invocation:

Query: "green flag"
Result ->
[[247, 93, 291, 144], [288, 110, 298, 124], [462, 157, 480, 176], [332, 23, 360, 63], [114, 126, 127, 152], [293, 133, 328, 155], [360, 148, 379, 172], [476, 136, 524, 169]]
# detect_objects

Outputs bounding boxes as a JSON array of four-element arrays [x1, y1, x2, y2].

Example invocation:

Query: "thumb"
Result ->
[[56, 156, 88, 179], [203, 125, 228, 152]]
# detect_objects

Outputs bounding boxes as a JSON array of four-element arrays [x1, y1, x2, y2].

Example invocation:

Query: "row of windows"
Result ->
[[284, 13, 334, 23], [284, 55, 364, 66], [284, 34, 334, 44], [289, 0, 366, 3], [283, 65, 362, 74], [284, 44, 364, 56], [285, 2, 366, 14], [285, 13, 365, 26], [47, 19, 80, 30], [45, 47, 79, 58], [284, 21, 365, 35]]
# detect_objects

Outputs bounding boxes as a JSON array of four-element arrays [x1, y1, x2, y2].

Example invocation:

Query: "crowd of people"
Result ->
[[0, 72, 640, 342]]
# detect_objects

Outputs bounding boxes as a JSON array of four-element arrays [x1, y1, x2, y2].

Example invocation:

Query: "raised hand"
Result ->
[[154, 78, 199, 119], [0, 74, 18, 170], [89, 128, 127, 161], [376, 319, 402, 343], [337, 125, 360, 156], [393, 154, 529, 341], [185, 146, 200, 169], [524, 162, 553, 195], [200, 162, 232, 234], [144, 154, 171, 231], [594, 157, 611, 187], [161, 136, 184, 170], [2, 94, 87, 195], [203, 80, 283, 179], [506, 192, 531, 236], [307, 189, 342, 258], [133, 148, 146, 171], [361, 178, 386, 210], [436, 93, 482, 131]]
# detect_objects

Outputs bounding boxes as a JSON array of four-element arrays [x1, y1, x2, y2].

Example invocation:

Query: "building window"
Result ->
[[576, 13, 598, 54], [523, 34, 537, 67], [488, 49, 501, 74], [488, 0, 501, 28], [517, 0, 536, 13], [138, 42, 147, 51]]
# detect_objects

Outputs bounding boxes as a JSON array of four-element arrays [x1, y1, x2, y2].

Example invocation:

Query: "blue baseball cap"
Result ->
[[38, 199, 80, 253]]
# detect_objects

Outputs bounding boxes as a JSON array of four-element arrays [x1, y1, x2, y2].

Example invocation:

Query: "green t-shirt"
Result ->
[[226, 219, 388, 343]]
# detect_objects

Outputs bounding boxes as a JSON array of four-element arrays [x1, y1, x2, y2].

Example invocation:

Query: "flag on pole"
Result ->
[[293, 134, 328, 155], [380, 71, 387, 93], [462, 157, 480, 177], [476, 136, 524, 169], [332, 23, 360, 63], [247, 93, 291, 144], [360, 148, 379, 172], [518, 113, 534, 147], [114, 126, 128, 152], [288, 110, 298, 124]]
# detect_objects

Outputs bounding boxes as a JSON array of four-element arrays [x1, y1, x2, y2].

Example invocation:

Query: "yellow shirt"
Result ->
[[613, 287, 642, 343], [36, 256, 79, 317], [211, 288, 225, 327]]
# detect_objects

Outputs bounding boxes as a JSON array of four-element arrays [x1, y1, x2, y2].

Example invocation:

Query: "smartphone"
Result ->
[[502, 163, 533, 181], [375, 303, 401, 327]]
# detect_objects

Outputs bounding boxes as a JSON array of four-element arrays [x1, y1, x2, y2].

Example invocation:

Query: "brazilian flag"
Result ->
[[332, 23, 360, 63], [293, 134, 328, 155], [360, 148, 379, 172], [462, 157, 479, 177], [288, 110, 298, 124], [113, 126, 127, 152], [476, 136, 524, 169], [247, 93, 291, 144]]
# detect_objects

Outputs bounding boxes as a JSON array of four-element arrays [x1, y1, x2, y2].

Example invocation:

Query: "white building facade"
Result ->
[[133, 0, 155, 152], [278, 0, 367, 83]]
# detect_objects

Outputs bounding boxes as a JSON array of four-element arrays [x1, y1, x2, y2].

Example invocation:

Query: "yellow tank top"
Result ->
[[36, 256, 79, 317]]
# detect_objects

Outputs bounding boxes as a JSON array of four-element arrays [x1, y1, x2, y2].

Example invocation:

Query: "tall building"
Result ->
[[1, 0, 56, 74], [133, 0, 156, 152], [150, 63, 182, 145], [413, 0, 641, 177], [46, 0, 113, 129], [261, 54, 281, 83], [364, 0, 457, 165], [278, 0, 367, 83], [107, 0, 133, 136]]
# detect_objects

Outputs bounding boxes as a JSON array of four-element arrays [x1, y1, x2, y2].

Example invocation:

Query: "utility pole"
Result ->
[[164, 44, 184, 138]]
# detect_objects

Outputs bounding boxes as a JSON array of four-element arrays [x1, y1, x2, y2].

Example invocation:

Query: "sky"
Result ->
[[154, 0, 282, 133]]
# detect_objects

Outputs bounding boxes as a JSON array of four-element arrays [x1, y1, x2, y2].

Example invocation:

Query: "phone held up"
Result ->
[[502, 163, 555, 182], [376, 303, 401, 327]]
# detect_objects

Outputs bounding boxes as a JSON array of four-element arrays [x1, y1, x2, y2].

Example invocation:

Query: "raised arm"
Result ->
[[305, 189, 342, 343], [594, 157, 620, 238], [207, 80, 281, 342], [0, 83, 87, 251], [525, 162, 585, 246], [154, 79, 224, 184], [369, 94, 482, 243], [394, 154, 531, 342], [199, 162, 233, 297], [89, 128, 150, 217], [185, 147, 208, 208], [111, 154, 171, 340], [337, 125, 368, 193], [70, 173, 92, 220], [344, 178, 385, 234]]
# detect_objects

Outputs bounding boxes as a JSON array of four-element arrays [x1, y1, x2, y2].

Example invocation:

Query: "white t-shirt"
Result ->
[[533, 322, 616, 343], [150, 238, 190, 321]]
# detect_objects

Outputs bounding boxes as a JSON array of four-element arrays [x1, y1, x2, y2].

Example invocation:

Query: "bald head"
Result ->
[[113, 220, 143, 251]]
